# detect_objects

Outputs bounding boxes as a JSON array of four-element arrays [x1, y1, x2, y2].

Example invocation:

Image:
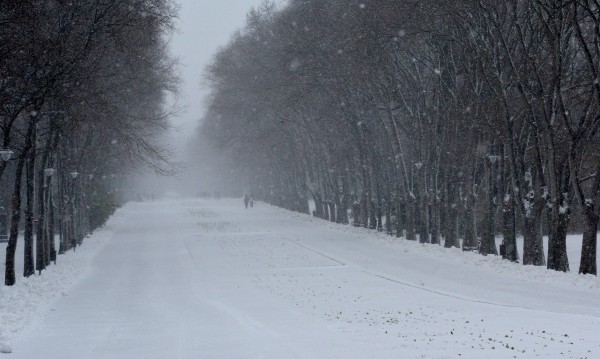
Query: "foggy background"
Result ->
[[135, 0, 272, 198]]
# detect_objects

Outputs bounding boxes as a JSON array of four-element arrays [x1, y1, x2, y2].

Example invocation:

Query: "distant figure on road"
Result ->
[[249, 195, 254, 208], [244, 195, 249, 209]]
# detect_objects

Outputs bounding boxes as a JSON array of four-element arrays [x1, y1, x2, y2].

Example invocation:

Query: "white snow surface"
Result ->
[[1, 198, 599, 358]]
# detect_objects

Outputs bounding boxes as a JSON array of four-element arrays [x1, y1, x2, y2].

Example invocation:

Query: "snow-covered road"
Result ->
[[6, 198, 600, 358]]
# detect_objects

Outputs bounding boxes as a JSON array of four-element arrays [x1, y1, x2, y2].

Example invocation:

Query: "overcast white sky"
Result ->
[[168, 0, 268, 148]]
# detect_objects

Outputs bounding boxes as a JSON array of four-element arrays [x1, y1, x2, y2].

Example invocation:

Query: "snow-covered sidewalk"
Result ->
[[2, 198, 600, 358]]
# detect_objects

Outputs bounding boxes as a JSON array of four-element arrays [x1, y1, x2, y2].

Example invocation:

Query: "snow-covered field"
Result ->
[[1, 198, 599, 358]]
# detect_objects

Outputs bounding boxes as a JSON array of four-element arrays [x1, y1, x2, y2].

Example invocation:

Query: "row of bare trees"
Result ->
[[195, 0, 600, 275], [1, 0, 178, 285]]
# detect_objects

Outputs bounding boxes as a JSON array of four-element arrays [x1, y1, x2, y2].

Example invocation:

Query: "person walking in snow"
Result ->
[[244, 195, 249, 209], [249, 195, 254, 208]]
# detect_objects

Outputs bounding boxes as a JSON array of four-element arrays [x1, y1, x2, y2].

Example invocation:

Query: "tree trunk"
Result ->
[[4, 159, 26, 285], [328, 201, 336, 223], [313, 193, 323, 218], [502, 195, 519, 262], [417, 172, 430, 243], [522, 210, 546, 266], [298, 193, 309, 215], [4, 159, 24, 286], [338, 177, 350, 224], [5, 118, 36, 285], [431, 195, 441, 245], [385, 199, 393, 235], [500, 148, 519, 262], [444, 181, 459, 248], [462, 202, 478, 251], [351, 201, 361, 226], [48, 176, 57, 264], [360, 194, 369, 228], [36, 140, 50, 273], [368, 199, 377, 230], [579, 209, 598, 275], [444, 204, 459, 248], [405, 199, 416, 240], [48, 187, 56, 263], [395, 199, 403, 238], [418, 199, 430, 243], [376, 201, 383, 232], [70, 176, 78, 248], [547, 209, 570, 272], [480, 163, 498, 256], [322, 201, 330, 221], [480, 211, 498, 255], [44, 183, 56, 266], [23, 140, 36, 278], [58, 170, 67, 254], [336, 195, 348, 224]]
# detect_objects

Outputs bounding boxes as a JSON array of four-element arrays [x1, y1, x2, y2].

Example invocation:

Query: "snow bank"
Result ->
[[0, 207, 123, 351]]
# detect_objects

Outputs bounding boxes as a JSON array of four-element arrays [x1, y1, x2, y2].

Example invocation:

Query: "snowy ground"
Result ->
[[308, 200, 595, 269], [1, 198, 599, 358]]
